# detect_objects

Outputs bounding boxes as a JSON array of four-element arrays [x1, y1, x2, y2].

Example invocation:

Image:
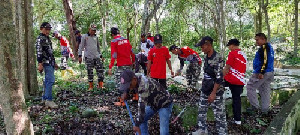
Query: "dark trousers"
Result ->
[[153, 78, 167, 90], [226, 81, 244, 121]]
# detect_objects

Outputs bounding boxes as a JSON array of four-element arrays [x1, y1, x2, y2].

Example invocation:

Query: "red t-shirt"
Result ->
[[224, 49, 247, 85], [179, 46, 202, 64], [109, 36, 135, 69], [60, 36, 74, 58], [148, 46, 171, 79], [147, 37, 154, 42]]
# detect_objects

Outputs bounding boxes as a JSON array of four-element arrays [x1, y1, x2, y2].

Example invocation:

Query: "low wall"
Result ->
[[264, 90, 300, 135]]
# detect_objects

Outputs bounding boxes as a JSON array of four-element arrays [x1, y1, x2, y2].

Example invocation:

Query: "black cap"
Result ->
[[111, 27, 119, 35], [227, 39, 240, 46], [120, 70, 136, 91], [169, 45, 178, 51], [40, 22, 52, 29], [195, 36, 213, 47], [154, 34, 162, 44], [75, 30, 81, 35]]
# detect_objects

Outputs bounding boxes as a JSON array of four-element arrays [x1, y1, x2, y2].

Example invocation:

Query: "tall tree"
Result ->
[[294, 0, 299, 57], [263, 0, 271, 41], [97, 0, 108, 50], [15, 0, 38, 97], [62, 0, 78, 59], [0, 0, 34, 134], [25, 0, 39, 96], [257, 0, 263, 33], [141, 0, 164, 35]]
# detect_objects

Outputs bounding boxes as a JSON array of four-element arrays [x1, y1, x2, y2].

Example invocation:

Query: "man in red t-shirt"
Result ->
[[169, 45, 202, 90], [108, 27, 135, 106], [147, 32, 154, 42], [147, 34, 174, 89], [53, 31, 75, 78], [223, 39, 247, 125]]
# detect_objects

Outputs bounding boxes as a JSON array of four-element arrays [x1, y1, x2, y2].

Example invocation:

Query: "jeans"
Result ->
[[43, 66, 55, 101], [139, 103, 173, 135]]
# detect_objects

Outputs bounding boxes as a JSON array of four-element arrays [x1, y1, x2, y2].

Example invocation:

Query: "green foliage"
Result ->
[[69, 105, 79, 114], [256, 118, 267, 126], [168, 84, 182, 94], [182, 106, 198, 131], [41, 114, 52, 123]]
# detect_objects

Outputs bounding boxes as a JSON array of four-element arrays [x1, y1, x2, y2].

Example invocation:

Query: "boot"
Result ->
[[132, 93, 139, 101], [97, 81, 104, 89], [88, 82, 93, 91], [114, 97, 125, 106], [61, 70, 67, 78]]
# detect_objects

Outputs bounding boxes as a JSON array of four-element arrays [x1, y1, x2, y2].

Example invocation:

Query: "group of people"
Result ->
[[36, 22, 274, 135]]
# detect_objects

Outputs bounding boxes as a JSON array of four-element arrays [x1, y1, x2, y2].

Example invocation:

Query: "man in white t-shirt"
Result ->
[[136, 34, 154, 75]]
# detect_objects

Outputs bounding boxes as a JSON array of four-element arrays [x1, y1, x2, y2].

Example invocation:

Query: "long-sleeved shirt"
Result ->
[[178, 46, 202, 71], [253, 43, 274, 74], [78, 33, 102, 59], [59, 36, 74, 58], [133, 75, 173, 126], [109, 36, 135, 69], [140, 39, 154, 56], [201, 50, 224, 96], [35, 33, 56, 66]]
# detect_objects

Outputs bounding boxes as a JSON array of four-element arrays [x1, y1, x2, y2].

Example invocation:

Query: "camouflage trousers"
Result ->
[[115, 66, 132, 92], [85, 58, 104, 82], [60, 56, 69, 70], [186, 62, 201, 89], [197, 93, 227, 135]]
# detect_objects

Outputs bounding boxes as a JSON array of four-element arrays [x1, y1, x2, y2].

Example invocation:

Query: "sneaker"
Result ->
[[45, 101, 58, 109], [234, 121, 241, 125], [192, 129, 208, 135]]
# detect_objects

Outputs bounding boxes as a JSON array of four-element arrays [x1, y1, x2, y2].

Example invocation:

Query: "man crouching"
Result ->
[[120, 69, 173, 135]]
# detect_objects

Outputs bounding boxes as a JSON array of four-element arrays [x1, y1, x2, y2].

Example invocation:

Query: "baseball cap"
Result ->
[[169, 45, 178, 51], [111, 27, 119, 35], [195, 36, 213, 47], [90, 24, 97, 30], [154, 34, 162, 44], [52, 31, 59, 37], [40, 22, 52, 29], [227, 39, 240, 46], [120, 70, 136, 91], [75, 30, 81, 35]]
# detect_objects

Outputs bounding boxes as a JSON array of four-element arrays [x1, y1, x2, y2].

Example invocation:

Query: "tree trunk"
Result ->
[[154, 12, 159, 34], [0, 1, 34, 134], [97, 0, 108, 50], [141, 0, 164, 35], [257, 0, 263, 33], [263, 0, 271, 42], [294, 0, 299, 57], [62, 0, 78, 59], [141, 0, 149, 35], [26, 0, 38, 96]]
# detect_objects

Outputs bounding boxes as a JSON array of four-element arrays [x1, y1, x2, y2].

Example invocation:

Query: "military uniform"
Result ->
[[197, 50, 227, 135], [177, 46, 202, 89], [134, 75, 173, 134]]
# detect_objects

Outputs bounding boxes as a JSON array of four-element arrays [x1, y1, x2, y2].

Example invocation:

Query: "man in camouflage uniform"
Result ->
[[193, 36, 227, 135], [78, 24, 104, 90], [36, 22, 59, 108], [119, 70, 173, 135], [169, 45, 202, 89]]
